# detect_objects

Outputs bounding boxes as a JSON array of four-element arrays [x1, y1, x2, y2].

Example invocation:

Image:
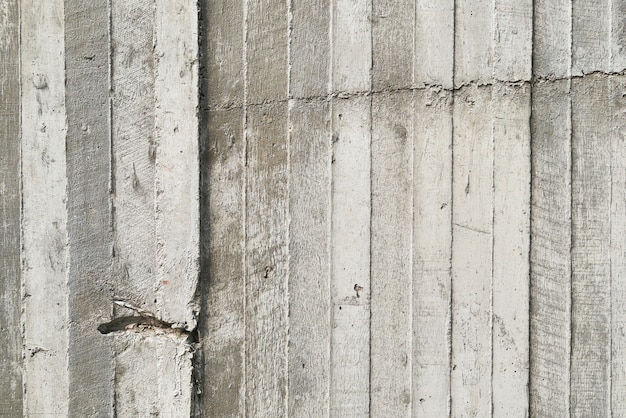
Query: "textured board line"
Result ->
[[201, 0, 247, 415], [21, 0, 71, 414], [64, 0, 115, 415], [0, 0, 22, 413]]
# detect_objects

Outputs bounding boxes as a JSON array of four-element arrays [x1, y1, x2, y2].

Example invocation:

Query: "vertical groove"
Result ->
[[449, 1, 457, 416], [327, 0, 334, 415], [410, 1, 416, 414], [285, 1, 293, 415], [568, 0, 574, 413], [528, 0, 535, 413], [242, 0, 248, 410], [489, 2, 496, 415], [368, 0, 373, 414]]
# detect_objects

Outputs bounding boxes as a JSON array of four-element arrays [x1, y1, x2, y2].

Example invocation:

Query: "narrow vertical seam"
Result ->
[[242, 0, 249, 415], [409, 0, 417, 414], [367, 0, 374, 415], [449, 1, 457, 416], [609, 74, 614, 418], [568, 0, 574, 414], [489, 0, 496, 415], [528, 0, 536, 413], [107, 0, 117, 415], [327, 0, 334, 414], [285, 0, 293, 415]]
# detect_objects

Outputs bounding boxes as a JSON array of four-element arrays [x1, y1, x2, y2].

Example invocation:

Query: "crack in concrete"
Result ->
[[97, 300, 199, 343], [205, 68, 626, 112]]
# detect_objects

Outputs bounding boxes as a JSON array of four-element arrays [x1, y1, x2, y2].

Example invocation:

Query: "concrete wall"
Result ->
[[1, 0, 625, 416]]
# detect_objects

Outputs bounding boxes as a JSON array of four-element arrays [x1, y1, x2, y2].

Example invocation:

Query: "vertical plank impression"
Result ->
[[610, 0, 626, 72], [330, 96, 371, 418], [529, 80, 572, 417], [245, 103, 289, 417], [110, 0, 157, 325], [533, 0, 572, 80], [370, 1, 413, 414], [413, 2, 454, 416], [246, 0, 288, 104], [0, 0, 21, 413], [290, 0, 329, 99], [611, 75, 626, 416], [492, 84, 531, 417], [245, 0, 288, 414], [572, 0, 610, 75], [288, 3, 331, 415], [153, 0, 200, 414], [64, 0, 115, 415], [201, 1, 246, 416], [493, 0, 532, 82], [370, 91, 413, 417], [21, 0, 70, 415], [154, 0, 200, 330], [331, 1, 371, 416], [570, 74, 611, 417], [203, 108, 246, 417], [454, 0, 493, 86], [371, 0, 413, 91], [288, 100, 332, 417], [450, 85, 493, 418], [108, 2, 160, 416], [413, 89, 453, 417], [414, 0, 454, 89], [332, 0, 371, 94], [530, 0, 572, 415]]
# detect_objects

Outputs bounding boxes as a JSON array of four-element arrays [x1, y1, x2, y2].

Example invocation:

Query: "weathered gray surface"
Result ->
[[0, 0, 21, 414], [4, 0, 626, 416]]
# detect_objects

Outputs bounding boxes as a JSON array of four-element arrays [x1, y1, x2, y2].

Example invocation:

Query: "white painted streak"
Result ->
[[20, 0, 69, 415], [154, 0, 200, 329]]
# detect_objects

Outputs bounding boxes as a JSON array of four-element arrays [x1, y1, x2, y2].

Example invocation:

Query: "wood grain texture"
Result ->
[[533, 0, 572, 79], [493, 0, 532, 81], [572, 0, 610, 75], [492, 84, 531, 417], [454, 0, 493, 85], [290, 0, 330, 98], [370, 90, 413, 417], [0, 0, 22, 413], [287, 100, 332, 417], [414, 0, 454, 88], [331, 96, 371, 418], [205, 0, 244, 109], [203, 109, 246, 418], [247, 0, 288, 103], [413, 3, 454, 416], [332, 0, 371, 93], [570, 74, 611, 417], [109, 4, 160, 414], [610, 0, 626, 72], [530, 80, 572, 417], [154, 0, 200, 330], [201, 1, 246, 416], [245, 103, 289, 417], [451, 85, 493, 418], [64, 0, 115, 415], [371, 0, 413, 90], [21, 1, 70, 414], [611, 74, 626, 416], [330, 1, 371, 416], [413, 88, 453, 417]]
